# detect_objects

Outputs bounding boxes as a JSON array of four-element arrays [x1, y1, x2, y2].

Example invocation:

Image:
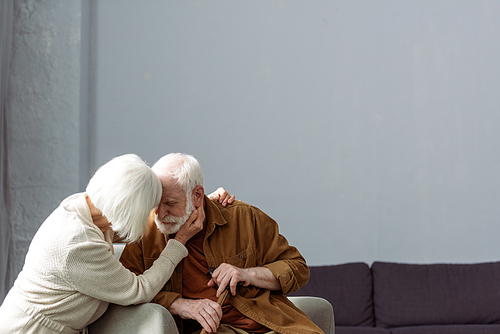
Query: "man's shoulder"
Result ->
[[216, 200, 264, 216], [214, 200, 275, 224], [208, 197, 254, 211], [208, 198, 255, 223], [221, 200, 253, 209]]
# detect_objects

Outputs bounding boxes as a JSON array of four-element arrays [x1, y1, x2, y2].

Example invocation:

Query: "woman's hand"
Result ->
[[207, 187, 236, 207], [174, 205, 205, 245]]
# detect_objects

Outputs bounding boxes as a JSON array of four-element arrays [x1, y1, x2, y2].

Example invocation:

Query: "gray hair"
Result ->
[[152, 153, 204, 195], [86, 154, 162, 243]]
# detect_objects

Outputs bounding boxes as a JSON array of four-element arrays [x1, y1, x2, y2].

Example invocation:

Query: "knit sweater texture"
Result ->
[[0, 193, 187, 333]]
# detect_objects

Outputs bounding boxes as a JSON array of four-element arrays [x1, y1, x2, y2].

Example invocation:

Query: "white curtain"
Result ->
[[0, 0, 15, 303]]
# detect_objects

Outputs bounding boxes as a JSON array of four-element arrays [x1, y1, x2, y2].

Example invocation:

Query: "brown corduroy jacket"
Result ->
[[120, 196, 323, 334]]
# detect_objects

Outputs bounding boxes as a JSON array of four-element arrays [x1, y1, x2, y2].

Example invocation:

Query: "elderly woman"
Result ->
[[0, 154, 234, 334]]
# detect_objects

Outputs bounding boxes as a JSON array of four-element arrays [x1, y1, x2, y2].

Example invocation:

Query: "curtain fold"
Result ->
[[1, 0, 15, 303]]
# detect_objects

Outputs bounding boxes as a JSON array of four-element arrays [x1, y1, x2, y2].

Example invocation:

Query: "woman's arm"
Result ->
[[65, 210, 203, 306]]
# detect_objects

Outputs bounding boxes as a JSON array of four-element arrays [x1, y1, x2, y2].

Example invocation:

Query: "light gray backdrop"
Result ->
[[3, 3, 500, 302], [3, 0, 83, 302], [90, 0, 500, 265]]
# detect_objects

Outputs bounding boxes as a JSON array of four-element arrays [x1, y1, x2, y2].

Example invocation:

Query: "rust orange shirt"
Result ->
[[182, 222, 268, 333]]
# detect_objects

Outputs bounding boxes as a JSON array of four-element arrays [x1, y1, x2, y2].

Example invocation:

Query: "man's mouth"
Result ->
[[160, 220, 178, 225]]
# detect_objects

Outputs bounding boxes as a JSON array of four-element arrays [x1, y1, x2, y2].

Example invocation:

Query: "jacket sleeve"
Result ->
[[151, 289, 182, 308], [251, 206, 310, 294]]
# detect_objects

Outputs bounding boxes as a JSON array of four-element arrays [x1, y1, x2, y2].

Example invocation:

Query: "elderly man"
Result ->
[[120, 153, 322, 334]]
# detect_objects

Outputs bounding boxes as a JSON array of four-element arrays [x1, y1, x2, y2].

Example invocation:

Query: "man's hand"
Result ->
[[208, 263, 281, 297], [207, 187, 235, 207], [167, 298, 222, 333]]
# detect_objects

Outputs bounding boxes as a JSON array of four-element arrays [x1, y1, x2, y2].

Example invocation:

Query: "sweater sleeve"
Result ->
[[120, 236, 183, 309], [64, 238, 187, 306]]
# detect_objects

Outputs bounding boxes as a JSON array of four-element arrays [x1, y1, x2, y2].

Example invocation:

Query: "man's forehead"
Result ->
[[161, 192, 185, 200], [157, 173, 187, 197], [161, 184, 185, 200]]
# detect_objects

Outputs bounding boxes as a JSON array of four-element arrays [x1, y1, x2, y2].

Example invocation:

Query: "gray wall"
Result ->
[[92, 0, 500, 266], [4, 0, 500, 287], [6, 0, 83, 277]]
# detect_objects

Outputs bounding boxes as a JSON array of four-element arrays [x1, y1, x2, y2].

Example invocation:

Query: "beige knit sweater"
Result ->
[[1, 193, 187, 332]]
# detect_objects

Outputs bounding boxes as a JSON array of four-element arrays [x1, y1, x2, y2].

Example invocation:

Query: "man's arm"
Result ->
[[255, 207, 310, 294], [209, 205, 309, 297], [208, 263, 280, 297]]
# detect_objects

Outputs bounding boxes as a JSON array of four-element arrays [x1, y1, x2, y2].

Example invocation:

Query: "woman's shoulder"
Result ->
[[60, 192, 87, 212], [39, 194, 104, 250]]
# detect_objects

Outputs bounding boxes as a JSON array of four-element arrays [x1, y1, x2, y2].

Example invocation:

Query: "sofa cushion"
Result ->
[[372, 261, 500, 328], [336, 327, 390, 334], [289, 263, 374, 326], [391, 324, 500, 334]]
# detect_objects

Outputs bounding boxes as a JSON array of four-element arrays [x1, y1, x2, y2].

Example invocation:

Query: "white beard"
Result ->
[[155, 197, 195, 235]]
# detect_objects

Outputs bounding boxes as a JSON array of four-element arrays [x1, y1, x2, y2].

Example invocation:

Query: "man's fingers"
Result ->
[[212, 263, 247, 297], [215, 271, 232, 297], [206, 302, 222, 332], [230, 276, 240, 295], [190, 300, 222, 333], [216, 284, 226, 298], [197, 310, 218, 333]]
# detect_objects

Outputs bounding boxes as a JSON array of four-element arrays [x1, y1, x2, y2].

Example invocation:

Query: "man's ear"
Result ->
[[192, 186, 205, 208]]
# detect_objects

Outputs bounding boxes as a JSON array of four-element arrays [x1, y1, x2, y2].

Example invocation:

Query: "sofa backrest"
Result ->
[[289, 263, 374, 326], [372, 261, 500, 328]]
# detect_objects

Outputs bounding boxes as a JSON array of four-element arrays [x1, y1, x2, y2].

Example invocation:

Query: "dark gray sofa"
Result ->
[[289, 261, 500, 334]]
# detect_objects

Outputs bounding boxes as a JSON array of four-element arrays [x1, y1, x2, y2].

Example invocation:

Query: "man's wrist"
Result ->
[[167, 297, 184, 315]]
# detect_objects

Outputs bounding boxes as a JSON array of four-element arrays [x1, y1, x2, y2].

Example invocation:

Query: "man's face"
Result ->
[[155, 176, 195, 235]]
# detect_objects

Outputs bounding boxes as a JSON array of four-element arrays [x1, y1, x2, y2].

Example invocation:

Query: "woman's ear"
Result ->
[[192, 185, 205, 208]]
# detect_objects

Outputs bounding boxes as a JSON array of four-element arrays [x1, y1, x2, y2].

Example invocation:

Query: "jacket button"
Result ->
[[239, 254, 244, 259], [176, 268, 181, 273]]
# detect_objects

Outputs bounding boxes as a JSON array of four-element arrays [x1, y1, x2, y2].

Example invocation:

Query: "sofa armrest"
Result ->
[[113, 243, 126, 259], [87, 303, 179, 334], [289, 296, 335, 334], [88, 297, 333, 334]]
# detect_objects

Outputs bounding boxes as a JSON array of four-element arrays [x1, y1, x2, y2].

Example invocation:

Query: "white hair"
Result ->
[[152, 153, 204, 194], [86, 154, 162, 243]]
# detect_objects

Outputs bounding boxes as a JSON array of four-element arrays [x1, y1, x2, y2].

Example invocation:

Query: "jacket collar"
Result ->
[[204, 194, 228, 229], [203, 194, 229, 242]]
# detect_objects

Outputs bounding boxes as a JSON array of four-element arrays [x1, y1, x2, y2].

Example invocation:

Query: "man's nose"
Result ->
[[158, 206, 168, 219], [156, 205, 167, 219]]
